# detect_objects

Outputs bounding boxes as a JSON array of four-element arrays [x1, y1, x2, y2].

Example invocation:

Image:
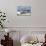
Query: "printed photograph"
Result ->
[[17, 6, 32, 16]]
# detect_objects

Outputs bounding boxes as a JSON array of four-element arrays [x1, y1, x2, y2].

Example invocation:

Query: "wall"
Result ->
[[0, 0, 46, 27], [15, 0, 46, 27]]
